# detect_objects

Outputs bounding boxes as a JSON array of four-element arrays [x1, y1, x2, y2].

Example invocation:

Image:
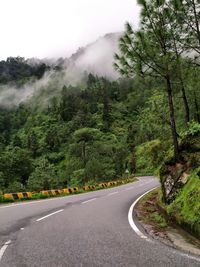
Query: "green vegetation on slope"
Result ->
[[159, 128, 200, 237], [167, 169, 200, 237], [0, 0, 199, 238], [114, 0, 200, 238]]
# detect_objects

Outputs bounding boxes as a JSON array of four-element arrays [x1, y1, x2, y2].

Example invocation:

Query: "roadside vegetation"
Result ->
[[115, 0, 200, 238], [0, 0, 199, 237]]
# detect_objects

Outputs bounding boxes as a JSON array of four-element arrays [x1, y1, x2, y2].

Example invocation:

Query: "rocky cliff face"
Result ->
[[160, 132, 200, 204], [159, 131, 200, 237]]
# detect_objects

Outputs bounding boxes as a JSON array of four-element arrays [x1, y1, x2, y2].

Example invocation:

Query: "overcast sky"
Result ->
[[0, 0, 140, 60]]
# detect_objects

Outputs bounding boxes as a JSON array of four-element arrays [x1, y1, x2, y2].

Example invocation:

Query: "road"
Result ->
[[0, 176, 199, 267]]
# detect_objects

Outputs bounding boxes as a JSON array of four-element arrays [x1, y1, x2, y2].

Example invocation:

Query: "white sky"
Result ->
[[0, 0, 140, 60]]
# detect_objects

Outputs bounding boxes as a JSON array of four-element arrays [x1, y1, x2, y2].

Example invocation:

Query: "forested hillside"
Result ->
[[0, 57, 48, 84], [115, 0, 200, 236], [0, 0, 200, 206], [0, 71, 155, 192]]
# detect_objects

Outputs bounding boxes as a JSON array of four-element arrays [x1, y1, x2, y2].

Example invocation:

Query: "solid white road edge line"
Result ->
[[128, 187, 158, 239], [128, 187, 200, 263], [81, 198, 96, 204], [36, 209, 64, 222], [0, 240, 11, 261]]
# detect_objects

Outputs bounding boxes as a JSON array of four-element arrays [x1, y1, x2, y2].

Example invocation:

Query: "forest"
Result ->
[[0, 0, 200, 196]]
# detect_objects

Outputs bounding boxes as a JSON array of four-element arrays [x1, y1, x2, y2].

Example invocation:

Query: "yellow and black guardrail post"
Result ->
[[3, 192, 32, 200], [1, 177, 135, 203], [83, 185, 96, 191], [41, 187, 79, 196]]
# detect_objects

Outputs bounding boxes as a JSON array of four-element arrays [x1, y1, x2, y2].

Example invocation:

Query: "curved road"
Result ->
[[0, 177, 199, 266]]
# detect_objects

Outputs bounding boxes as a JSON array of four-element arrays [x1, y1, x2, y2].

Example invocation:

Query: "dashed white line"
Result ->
[[81, 198, 96, 204], [107, 192, 118, 196], [0, 190, 99, 209], [36, 209, 64, 222], [0, 240, 11, 261], [125, 187, 134, 191]]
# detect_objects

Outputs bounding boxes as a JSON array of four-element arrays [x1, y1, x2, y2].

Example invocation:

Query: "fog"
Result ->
[[0, 32, 123, 107], [0, 0, 140, 107], [0, 0, 140, 60]]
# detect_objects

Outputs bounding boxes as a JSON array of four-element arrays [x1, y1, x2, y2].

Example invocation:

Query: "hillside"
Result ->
[[0, 33, 121, 108], [67, 32, 122, 79], [0, 14, 199, 241], [160, 128, 200, 238]]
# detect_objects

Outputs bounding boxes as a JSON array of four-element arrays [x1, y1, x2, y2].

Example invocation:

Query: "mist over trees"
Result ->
[[0, 0, 200, 193], [0, 57, 48, 84]]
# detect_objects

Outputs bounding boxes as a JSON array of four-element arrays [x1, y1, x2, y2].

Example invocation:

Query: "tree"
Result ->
[[45, 128, 60, 151], [71, 128, 102, 167], [27, 158, 57, 191], [114, 0, 182, 159], [59, 86, 78, 122], [27, 131, 39, 158], [0, 147, 33, 188], [171, 0, 200, 58]]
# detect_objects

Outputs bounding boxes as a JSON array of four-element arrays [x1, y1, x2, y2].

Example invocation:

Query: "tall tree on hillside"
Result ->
[[171, 0, 200, 58], [114, 0, 184, 159], [170, 0, 200, 123], [27, 131, 39, 158]]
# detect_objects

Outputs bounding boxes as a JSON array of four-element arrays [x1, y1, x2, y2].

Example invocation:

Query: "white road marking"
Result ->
[[36, 209, 64, 222], [125, 187, 134, 191], [0, 184, 127, 209], [128, 187, 159, 239], [0, 240, 11, 261], [107, 192, 118, 196], [128, 187, 200, 263], [20, 228, 24, 230], [81, 198, 96, 204], [177, 251, 200, 263], [0, 178, 155, 210]]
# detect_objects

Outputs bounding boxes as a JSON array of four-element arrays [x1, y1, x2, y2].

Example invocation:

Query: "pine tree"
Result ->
[[114, 0, 182, 159]]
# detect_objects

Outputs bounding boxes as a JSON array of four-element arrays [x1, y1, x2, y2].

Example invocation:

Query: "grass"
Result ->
[[167, 168, 200, 237], [136, 170, 200, 238], [150, 212, 167, 228], [136, 188, 168, 231]]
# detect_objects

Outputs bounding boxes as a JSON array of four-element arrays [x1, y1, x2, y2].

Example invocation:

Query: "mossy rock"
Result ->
[[160, 132, 200, 204]]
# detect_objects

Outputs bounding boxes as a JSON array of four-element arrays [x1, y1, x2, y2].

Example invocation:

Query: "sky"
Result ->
[[0, 0, 140, 60]]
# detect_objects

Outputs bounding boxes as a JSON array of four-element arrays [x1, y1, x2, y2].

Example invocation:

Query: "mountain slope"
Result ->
[[64, 32, 122, 79]]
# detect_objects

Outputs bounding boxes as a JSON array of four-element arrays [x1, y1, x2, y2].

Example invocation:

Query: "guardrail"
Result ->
[[3, 192, 32, 200], [0, 177, 135, 202]]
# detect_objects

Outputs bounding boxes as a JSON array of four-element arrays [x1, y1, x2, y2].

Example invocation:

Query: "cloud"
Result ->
[[0, 33, 122, 108], [0, 72, 55, 108]]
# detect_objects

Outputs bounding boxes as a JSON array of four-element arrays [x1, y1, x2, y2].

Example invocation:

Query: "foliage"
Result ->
[[27, 158, 57, 191], [0, 1, 199, 203], [167, 168, 200, 237], [135, 140, 168, 175], [181, 121, 200, 137], [0, 57, 48, 84]]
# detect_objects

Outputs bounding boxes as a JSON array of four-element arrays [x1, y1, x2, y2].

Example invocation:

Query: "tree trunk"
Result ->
[[194, 91, 200, 123], [192, 0, 200, 47], [171, 33, 190, 124], [180, 82, 190, 124], [82, 141, 86, 167], [166, 76, 179, 160]]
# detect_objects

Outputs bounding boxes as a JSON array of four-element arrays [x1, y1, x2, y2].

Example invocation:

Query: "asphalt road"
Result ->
[[0, 176, 199, 267]]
